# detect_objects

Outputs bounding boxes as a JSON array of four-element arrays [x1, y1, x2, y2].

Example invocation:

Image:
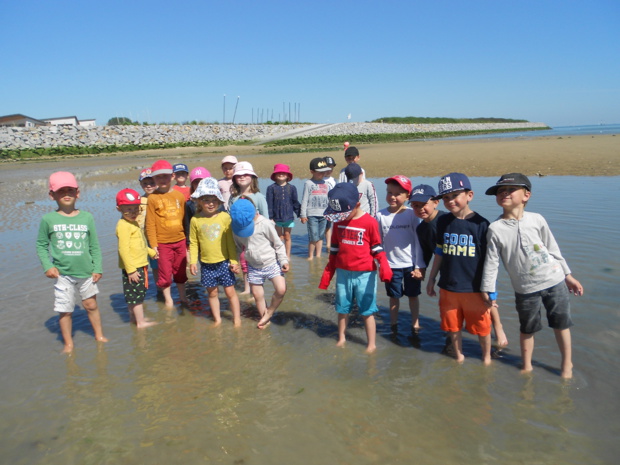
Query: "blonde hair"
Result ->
[[195, 195, 222, 214]]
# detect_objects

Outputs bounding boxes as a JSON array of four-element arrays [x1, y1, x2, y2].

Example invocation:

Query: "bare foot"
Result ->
[[561, 365, 573, 379], [164, 299, 174, 308], [96, 336, 109, 343], [455, 354, 465, 363], [336, 339, 346, 348], [257, 309, 275, 328], [62, 344, 74, 354], [136, 321, 159, 329], [212, 320, 222, 327], [233, 319, 242, 328], [307, 256, 314, 261], [482, 356, 492, 366], [520, 367, 534, 376], [365, 345, 377, 354]]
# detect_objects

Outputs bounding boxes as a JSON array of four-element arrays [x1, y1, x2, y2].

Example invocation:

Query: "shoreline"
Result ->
[[0, 133, 618, 183]]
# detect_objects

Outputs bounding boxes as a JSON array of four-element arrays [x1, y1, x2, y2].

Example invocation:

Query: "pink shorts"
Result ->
[[157, 240, 187, 288], [439, 289, 491, 336]]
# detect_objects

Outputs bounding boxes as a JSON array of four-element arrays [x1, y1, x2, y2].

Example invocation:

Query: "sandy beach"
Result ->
[[1, 134, 618, 186]]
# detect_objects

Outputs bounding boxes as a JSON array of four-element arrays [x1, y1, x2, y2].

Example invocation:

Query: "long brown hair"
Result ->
[[230, 175, 260, 197]]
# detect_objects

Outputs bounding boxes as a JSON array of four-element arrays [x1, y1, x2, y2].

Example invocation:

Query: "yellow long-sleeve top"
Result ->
[[189, 212, 238, 266], [145, 189, 186, 247], [116, 218, 157, 274]]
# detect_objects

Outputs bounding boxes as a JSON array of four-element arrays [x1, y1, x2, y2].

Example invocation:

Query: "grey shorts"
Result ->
[[53, 275, 99, 313], [515, 281, 573, 334]]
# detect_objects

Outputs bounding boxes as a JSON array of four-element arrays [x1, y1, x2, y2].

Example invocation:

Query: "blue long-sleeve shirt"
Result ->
[[266, 183, 301, 222]]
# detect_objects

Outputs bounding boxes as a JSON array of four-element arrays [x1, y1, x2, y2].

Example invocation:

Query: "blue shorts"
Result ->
[[306, 216, 327, 243], [385, 267, 421, 298], [515, 281, 573, 334], [335, 269, 378, 317], [275, 220, 295, 229], [200, 260, 236, 288]]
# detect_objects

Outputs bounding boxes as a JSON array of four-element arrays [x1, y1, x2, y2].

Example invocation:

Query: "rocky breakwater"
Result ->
[[303, 122, 549, 137], [0, 124, 309, 150]]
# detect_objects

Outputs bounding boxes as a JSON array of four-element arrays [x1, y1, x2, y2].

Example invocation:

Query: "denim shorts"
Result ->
[[384, 267, 421, 298], [335, 269, 378, 317], [306, 216, 327, 242], [515, 281, 573, 334]]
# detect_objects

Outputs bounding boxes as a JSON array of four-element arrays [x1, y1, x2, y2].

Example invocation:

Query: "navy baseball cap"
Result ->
[[344, 163, 363, 181], [409, 184, 437, 202], [436, 173, 471, 198], [173, 163, 189, 174], [230, 198, 256, 237], [323, 183, 360, 222]]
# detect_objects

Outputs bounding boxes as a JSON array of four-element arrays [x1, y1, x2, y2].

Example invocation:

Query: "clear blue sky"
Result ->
[[2, 0, 618, 127]]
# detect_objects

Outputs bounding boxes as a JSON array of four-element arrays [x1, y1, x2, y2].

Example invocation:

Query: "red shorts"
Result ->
[[157, 240, 188, 288], [439, 289, 491, 336]]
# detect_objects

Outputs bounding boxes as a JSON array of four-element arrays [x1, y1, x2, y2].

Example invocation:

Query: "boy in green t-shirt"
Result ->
[[36, 172, 108, 353]]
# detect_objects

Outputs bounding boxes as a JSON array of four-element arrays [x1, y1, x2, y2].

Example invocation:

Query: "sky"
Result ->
[[2, 0, 619, 127]]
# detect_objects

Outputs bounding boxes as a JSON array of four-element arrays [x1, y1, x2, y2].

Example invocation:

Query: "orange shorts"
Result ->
[[439, 289, 491, 336]]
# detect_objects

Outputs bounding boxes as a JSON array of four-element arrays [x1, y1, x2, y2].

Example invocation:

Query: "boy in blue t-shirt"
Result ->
[[426, 173, 505, 364]]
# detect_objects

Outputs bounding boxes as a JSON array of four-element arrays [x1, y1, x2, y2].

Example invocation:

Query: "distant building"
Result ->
[[42, 116, 79, 126], [0, 114, 48, 127], [78, 119, 96, 127]]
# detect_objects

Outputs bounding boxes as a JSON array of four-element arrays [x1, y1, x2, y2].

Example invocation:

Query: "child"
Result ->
[[481, 173, 583, 379], [319, 183, 393, 353], [300, 157, 331, 260], [36, 171, 108, 353], [228, 161, 268, 294], [115, 188, 158, 329], [138, 168, 159, 286], [345, 163, 378, 217], [322, 156, 338, 253], [188, 177, 241, 327], [184, 166, 211, 245], [145, 159, 188, 308], [172, 163, 191, 201], [266, 164, 301, 259], [410, 184, 446, 271], [218, 155, 238, 209], [425, 172, 499, 365], [338, 146, 366, 182], [230, 197, 289, 329], [376, 176, 425, 338]]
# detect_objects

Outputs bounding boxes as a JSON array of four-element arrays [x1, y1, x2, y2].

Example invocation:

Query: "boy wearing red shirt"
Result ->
[[319, 183, 393, 353]]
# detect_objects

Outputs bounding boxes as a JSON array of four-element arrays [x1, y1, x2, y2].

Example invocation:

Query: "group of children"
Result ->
[[36, 146, 582, 378]]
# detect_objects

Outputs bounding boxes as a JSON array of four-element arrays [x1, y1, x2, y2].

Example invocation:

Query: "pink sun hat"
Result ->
[[270, 163, 293, 181]]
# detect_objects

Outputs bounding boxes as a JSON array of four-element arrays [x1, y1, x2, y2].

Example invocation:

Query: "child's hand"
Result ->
[[230, 263, 240, 274], [45, 267, 59, 279], [189, 264, 198, 276], [281, 263, 290, 273], [426, 278, 437, 297], [92, 273, 102, 283], [300, 217, 308, 224], [411, 268, 424, 280], [481, 292, 497, 307], [565, 274, 584, 296], [128, 271, 140, 283]]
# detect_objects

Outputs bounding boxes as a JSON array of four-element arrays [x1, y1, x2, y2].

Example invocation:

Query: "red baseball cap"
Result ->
[[150, 160, 173, 176], [385, 175, 412, 195], [116, 188, 142, 206]]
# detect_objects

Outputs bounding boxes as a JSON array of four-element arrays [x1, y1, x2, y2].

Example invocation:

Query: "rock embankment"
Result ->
[[0, 122, 548, 150]]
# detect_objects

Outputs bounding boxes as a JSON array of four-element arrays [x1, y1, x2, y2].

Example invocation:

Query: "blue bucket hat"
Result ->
[[230, 198, 256, 237], [323, 183, 360, 222], [409, 184, 437, 202], [436, 172, 471, 198]]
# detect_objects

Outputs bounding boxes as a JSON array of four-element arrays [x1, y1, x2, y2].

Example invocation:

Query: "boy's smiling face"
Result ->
[[174, 171, 188, 186], [411, 198, 439, 220], [495, 186, 530, 208], [385, 183, 409, 211], [140, 177, 157, 195], [117, 204, 140, 222], [442, 189, 473, 216]]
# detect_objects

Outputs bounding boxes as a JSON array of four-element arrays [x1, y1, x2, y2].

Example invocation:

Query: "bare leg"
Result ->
[[389, 297, 399, 333], [315, 239, 323, 258], [520, 332, 535, 374], [307, 242, 316, 260], [82, 296, 108, 343], [408, 296, 420, 332], [177, 282, 187, 304], [363, 314, 377, 353], [224, 285, 241, 327], [479, 333, 492, 365], [58, 312, 74, 353], [554, 328, 573, 379], [490, 305, 508, 347], [240, 272, 251, 294], [449, 331, 465, 362], [283, 229, 292, 259], [337, 313, 349, 347], [207, 286, 222, 326], [251, 283, 267, 318], [129, 303, 158, 329], [161, 286, 174, 307], [325, 226, 332, 254], [257, 275, 286, 328]]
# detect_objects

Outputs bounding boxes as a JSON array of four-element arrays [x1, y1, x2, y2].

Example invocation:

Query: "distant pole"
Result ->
[[223, 94, 226, 124], [283, 102, 286, 122], [232, 96, 240, 124], [289, 102, 291, 123]]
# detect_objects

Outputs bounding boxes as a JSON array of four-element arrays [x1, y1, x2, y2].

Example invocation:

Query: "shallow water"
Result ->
[[0, 170, 618, 464]]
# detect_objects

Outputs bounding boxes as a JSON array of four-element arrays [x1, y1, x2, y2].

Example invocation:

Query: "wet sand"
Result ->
[[1, 134, 618, 186]]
